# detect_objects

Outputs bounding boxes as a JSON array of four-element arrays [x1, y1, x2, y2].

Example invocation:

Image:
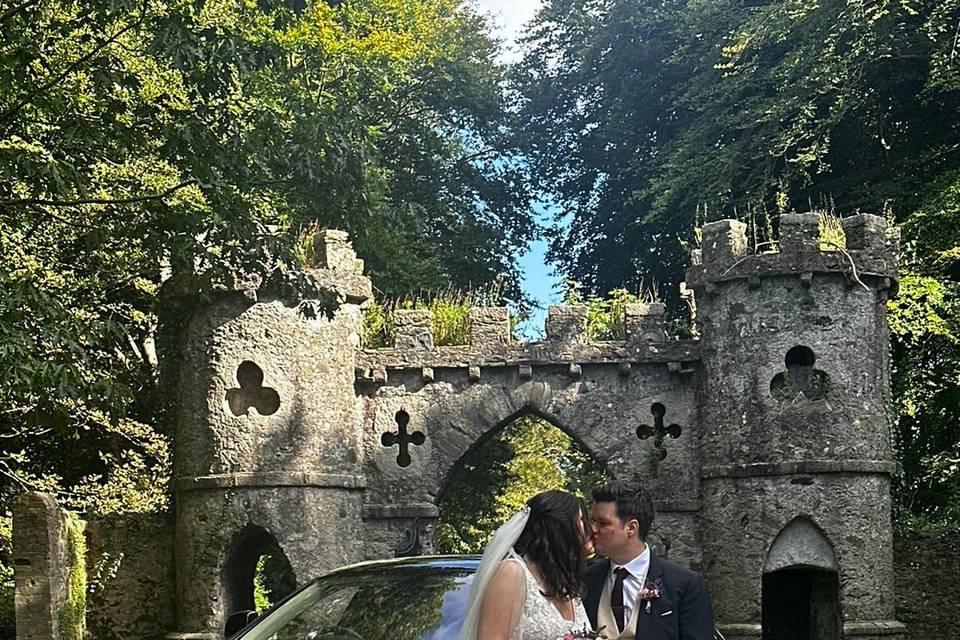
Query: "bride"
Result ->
[[458, 490, 595, 640]]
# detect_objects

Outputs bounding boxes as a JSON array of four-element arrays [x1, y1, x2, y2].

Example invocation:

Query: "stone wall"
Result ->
[[85, 514, 176, 640], [895, 532, 960, 640]]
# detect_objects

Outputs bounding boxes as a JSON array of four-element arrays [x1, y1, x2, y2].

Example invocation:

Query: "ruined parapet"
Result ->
[[625, 303, 668, 343], [545, 305, 589, 344], [13, 492, 84, 640], [168, 230, 370, 639], [689, 214, 904, 640], [313, 228, 363, 273], [358, 302, 696, 384], [687, 212, 898, 294], [394, 309, 434, 350], [469, 307, 511, 347]]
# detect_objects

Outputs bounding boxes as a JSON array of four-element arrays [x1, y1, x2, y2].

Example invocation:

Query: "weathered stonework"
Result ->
[[12, 216, 918, 639], [85, 514, 176, 640], [12, 493, 73, 640]]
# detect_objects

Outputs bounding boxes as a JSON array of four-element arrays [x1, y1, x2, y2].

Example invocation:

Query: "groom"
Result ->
[[583, 482, 714, 640]]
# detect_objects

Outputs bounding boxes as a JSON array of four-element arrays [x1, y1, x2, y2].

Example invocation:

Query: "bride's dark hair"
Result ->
[[513, 489, 588, 600]]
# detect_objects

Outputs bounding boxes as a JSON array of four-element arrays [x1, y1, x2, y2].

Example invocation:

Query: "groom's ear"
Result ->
[[626, 519, 640, 537]]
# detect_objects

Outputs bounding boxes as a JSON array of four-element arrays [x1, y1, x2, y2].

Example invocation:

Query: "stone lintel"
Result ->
[[357, 340, 700, 372], [844, 621, 908, 636], [174, 472, 366, 492], [362, 504, 439, 519], [701, 460, 896, 479]]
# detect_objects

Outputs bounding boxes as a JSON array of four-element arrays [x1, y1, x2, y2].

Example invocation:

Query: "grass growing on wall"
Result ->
[[59, 512, 86, 640], [363, 282, 507, 348], [818, 212, 846, 250], [564, 281, 659, 341]]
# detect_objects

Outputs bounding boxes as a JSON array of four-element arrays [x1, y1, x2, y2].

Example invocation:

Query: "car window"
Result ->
[[238, 567, 475, 640]]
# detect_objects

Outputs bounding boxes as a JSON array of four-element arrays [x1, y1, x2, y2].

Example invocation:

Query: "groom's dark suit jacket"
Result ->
[[583, 551, 714, 640]]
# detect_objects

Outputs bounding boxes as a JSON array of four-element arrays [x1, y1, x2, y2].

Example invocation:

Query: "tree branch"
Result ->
[[0, 179, 198, 208], [0, 0, 38, 25], [0, 0, 147, 126]]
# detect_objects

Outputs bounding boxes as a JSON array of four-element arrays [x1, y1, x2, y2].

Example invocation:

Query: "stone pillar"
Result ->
[[545, 305, 588, 343], [624, 302, 667, 343], [12, 492, 73, 640], [469, 307, 511, 347], [394, 309, 434, 350]]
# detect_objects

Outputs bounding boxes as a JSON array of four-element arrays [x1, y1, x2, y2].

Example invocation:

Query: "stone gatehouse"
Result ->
[[13, 213, 905, 640]]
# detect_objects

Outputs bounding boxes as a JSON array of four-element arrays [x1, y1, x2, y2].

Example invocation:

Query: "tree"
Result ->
[[0, 0, 530, 632], [512, 0, 960, 526], [512, 0, 960, 302]]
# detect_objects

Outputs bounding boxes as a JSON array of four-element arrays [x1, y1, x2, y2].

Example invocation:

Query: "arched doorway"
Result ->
[[436, 410, 608, 553], [761, 518, 841, 640], [222, 524, 297, 617]]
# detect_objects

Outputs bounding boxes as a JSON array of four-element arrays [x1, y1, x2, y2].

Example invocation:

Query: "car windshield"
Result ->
[[236, 561, 475, 640]]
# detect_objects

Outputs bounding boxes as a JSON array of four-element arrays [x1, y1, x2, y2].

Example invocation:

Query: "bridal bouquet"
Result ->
[[561, 624, 607, 639]]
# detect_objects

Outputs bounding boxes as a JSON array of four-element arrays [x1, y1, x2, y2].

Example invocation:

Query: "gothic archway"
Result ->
[[761, 517, 841, 640], [435, 408, 608, 553]]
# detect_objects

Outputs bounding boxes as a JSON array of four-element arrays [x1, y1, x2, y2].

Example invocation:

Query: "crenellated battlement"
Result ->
[[357, 303, 696, 381], [686, 213, 899, 295]]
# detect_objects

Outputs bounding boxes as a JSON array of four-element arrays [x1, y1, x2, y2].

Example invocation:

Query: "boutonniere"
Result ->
[[562, 624, 608, 639], [638, 579, 662, 613]]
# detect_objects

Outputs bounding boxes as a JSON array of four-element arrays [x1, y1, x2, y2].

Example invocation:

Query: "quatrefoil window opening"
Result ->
[[226, 361, 281, 417], [770, 345, 831, 402], [636, 402, 682, 460], [381, 409, 426, 468]]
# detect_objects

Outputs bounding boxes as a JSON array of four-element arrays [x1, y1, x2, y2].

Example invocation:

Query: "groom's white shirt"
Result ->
[[606, 546, 650, 625]]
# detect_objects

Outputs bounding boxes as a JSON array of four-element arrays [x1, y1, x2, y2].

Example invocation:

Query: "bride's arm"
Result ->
[[476, 559, 526, 640]]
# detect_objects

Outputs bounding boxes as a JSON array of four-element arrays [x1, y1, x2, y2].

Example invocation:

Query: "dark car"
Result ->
[[227, 555, 480, 639]]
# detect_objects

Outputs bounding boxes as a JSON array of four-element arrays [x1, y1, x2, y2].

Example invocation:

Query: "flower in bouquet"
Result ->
[[561, 623, 607, 639]]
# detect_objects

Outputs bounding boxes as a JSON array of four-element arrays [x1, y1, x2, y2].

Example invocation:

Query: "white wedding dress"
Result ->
[[503, 553, 589, 640]]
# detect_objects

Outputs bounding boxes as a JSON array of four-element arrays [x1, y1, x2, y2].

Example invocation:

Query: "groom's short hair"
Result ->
[[592, 481, 655, 540]]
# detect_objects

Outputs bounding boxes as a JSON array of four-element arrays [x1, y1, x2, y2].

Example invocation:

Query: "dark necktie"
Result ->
[[611, 567, 630, 633]]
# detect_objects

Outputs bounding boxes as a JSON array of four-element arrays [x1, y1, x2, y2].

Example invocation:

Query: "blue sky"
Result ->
[[474, 0, 563, 339]]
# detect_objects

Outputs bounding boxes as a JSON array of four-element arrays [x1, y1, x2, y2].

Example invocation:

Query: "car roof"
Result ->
[[318, 554, 482, 579]]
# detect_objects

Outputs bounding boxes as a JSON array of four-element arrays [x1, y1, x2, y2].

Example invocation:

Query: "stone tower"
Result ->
[[168, 231, 371, 639], [687, 213, 903, 640]]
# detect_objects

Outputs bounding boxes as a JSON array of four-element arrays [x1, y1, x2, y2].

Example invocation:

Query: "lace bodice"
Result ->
[[505, 555, 589, 640]]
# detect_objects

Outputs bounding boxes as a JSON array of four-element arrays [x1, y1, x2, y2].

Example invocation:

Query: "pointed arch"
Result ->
[[764, 516, 838, 574]]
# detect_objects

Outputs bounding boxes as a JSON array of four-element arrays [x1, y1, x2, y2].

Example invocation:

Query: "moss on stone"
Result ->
[[58, 512, 86, 640]]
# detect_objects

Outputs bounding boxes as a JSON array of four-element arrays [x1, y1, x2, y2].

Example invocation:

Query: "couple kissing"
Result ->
[[458, 482, 714, 640]]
